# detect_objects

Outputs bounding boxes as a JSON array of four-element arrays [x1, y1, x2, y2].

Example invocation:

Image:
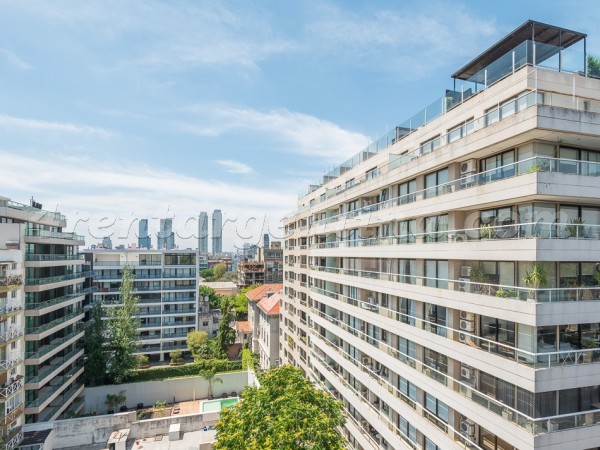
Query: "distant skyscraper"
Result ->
[[263, 233, 270, 248], [212, 209, 222, 254], [158, 218, 175, 250], [139, 218, 151, 248], [198, 212, 208, 253]]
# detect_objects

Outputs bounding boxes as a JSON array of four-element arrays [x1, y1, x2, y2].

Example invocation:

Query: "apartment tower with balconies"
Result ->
[[282, 20, 600, 450]]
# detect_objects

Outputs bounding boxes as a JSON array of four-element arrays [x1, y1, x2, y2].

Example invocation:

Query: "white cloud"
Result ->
[[180, 104, 370, 162], [0, 48, 32, 70], [0, 114, 113, 137], [307, 3, 498, 78], [0, 151, 294, 250], [216, 159, 254, 174]]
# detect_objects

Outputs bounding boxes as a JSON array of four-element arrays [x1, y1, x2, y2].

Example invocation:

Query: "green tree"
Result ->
[[241, 284, 262, 294], [107, 266, 140, 384], [240, 349, 258, 371], [84, 299, 108, 386], [588, 55, 600, 77], [226, 293, 248, 321], [200, 285, 222, 310], [215, 366, 345, 450], [214, 296, 236, 356], [200, 367, 223, 399], [105, 390, 127, 413], [187, 331, 209, 360], [200, 268, 214, 280], [213, 262, 227, 280]]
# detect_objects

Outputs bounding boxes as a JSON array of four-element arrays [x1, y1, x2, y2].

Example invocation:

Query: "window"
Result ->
[[398, 375, 417, 401], [424, 214, 448, 243], [398, 416, 418, 446], [420, 135, 441, 154], [424, 303, 447, 336], [398, 219, 416, 244], [398, 337, 417, 361], [424, 168, 449, 199], [424, 348, 448, 384], [424, 260, 448, 289], [398, 179, 417, 205], [481, 316, 516, 355], [365, 167, 378, 180], [399, 298, 416, 325], [424, 393, 449, 423], [398, 259, 416, 284], [425, 438, 441, 450], [480, 149, 515, 181]]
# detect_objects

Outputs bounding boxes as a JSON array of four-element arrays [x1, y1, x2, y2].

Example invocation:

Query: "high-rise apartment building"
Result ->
[[85, 249, 199, 362], [157, 218, 175, 250], [138, 219, 151, 249], [212, 210, 222, 254], [282, 21, 600, 450], [0, 197, 90, 431], [198, 212, 208, 254], [263, 233, 270, 249]]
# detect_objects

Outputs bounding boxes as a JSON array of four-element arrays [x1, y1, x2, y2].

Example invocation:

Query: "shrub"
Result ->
[[169, 349, 184, 363], [137, 354, 149, 368], [126, 360, 242, 383]]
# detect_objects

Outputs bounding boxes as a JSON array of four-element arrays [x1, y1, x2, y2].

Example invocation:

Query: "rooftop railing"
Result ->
[[298, 37, 593, 201], [0, 199, 65, 221]]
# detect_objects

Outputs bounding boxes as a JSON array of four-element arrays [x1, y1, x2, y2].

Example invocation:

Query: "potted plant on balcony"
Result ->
[[566, 217, 585, 238], [480, 223, 494, 240], [523, 264, 548, 301], [470, 263, 489, 294]]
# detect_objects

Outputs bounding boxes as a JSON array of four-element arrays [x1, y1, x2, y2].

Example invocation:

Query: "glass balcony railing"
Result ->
[[26, 287, 96, 311], [26, 347, 83, 386], [297, 36, 592, 202], [25, 327, 84, 361], [0, 199, 65, 221], [25, 309, 84, 335], [24, 229, 83, 241], [311, 286, 600, 369], [310, 265, 600, 304], [311, 221, 600, 250], [26, 271, 93, 286], [25, 254, 85, 262], [312, 155, 600, 228], [26, 368, 83, 408]]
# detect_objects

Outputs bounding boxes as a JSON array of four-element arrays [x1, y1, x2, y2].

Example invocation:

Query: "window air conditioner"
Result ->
[[362, 357, 372, 365], [458, 278, 472, 293], [460, 159, 477, 175], [459, 319, 475, 332], [460, 417, 476, 438], [459, 311, 475, 321]]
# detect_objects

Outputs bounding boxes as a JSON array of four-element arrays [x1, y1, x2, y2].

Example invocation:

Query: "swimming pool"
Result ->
[[202, 397, 239, 413]]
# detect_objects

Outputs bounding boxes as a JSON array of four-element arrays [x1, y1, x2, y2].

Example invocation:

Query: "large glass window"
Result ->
[[481, 316, 515, 356], [398, 259, 416, 284], [399, 298, 416, 325], [398, 219, 416, 244], [424, 393, 449, 423], [424, 260, 448, 288], [424, 303, 447, 336], [424, 168, 449, 199], [398, 179, 417, 205], [424, 214, 448, 243], [480, 149, 515, 181]]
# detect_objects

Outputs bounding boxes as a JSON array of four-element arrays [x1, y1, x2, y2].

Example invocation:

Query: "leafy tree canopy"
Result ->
[[589, 55, 600, 77], [187, 330, 210, 360], [199, 285, 222, 310], [215, 365, 345, 450]]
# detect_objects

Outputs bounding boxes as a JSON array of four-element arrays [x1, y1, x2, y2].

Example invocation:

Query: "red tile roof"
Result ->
[[257, 292, 280, 315], [236, 321, 252, 333], [245, 284, 283, 302]]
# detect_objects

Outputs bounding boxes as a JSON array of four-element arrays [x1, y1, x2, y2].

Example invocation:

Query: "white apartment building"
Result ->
[[282, 21, 600, 450], [0, 197, 90, 436], [86, 249, 200, 361]]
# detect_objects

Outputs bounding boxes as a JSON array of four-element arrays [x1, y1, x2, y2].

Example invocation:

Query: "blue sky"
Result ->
[[1, 0, 599, 250]]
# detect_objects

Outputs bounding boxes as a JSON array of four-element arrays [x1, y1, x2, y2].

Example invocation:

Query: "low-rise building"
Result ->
[[245, 284, 282, 369], [199, 282, 238, 297]]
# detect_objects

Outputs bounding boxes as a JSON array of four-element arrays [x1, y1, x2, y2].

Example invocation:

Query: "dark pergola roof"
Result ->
[[452, 20, 587, 80]]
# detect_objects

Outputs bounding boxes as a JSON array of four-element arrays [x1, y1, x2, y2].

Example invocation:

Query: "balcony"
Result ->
[[0, 358, 22, 373], [0, 404, 23, 428], [25, 309, 84, 337], [0, 329, 24, 345], [0, 301, 23, 317], [0, 376, 24, 400], [2, 425, 23, 450], [311, 285, 600, 369], [26, 287, 96, 314], [310, 265, 600, 304], [0, 274, 22, 294], [25, 253, 85, 262], [28, 378, 84, 419], [26, 357, 83, 399], [25, 327, 84, 363], [25, 271, 93, 286], [24, 229, 84, 243]]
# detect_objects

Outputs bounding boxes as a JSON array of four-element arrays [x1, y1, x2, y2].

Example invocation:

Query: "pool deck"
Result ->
[[130, 429, 217, 450]]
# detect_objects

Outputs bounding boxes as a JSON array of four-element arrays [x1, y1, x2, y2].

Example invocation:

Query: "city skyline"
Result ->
[[2, 1, 599, 251]]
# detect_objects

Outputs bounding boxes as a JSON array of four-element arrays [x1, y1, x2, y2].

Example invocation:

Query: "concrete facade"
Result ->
[[282, 23, 600, 450]]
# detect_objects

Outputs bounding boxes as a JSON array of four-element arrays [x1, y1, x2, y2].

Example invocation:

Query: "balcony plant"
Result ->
[[566, 217, 585, 238], [470, 263, 488, 294], [105, 390, 126, 414], [523, 264, 548, 300], [480, 224, 494, 240]]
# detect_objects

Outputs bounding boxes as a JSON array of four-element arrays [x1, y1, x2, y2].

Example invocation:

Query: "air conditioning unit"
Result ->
[[460, 266, 472, 277], [460, 365, 473, 380], [451, 233, 467, 242], [460, 417, 476, 437], [459, 332, 468, 343], [362, 357, 372, 365], [361, 419, 369, 429], [460, 319, 475, 332], [458, 278, 472, 293], [460, 159, 477, 175], [460, 311, 475, 321]]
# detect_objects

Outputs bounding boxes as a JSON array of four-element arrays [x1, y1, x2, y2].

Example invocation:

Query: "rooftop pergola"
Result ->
[[452, 20, 588, 81]]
